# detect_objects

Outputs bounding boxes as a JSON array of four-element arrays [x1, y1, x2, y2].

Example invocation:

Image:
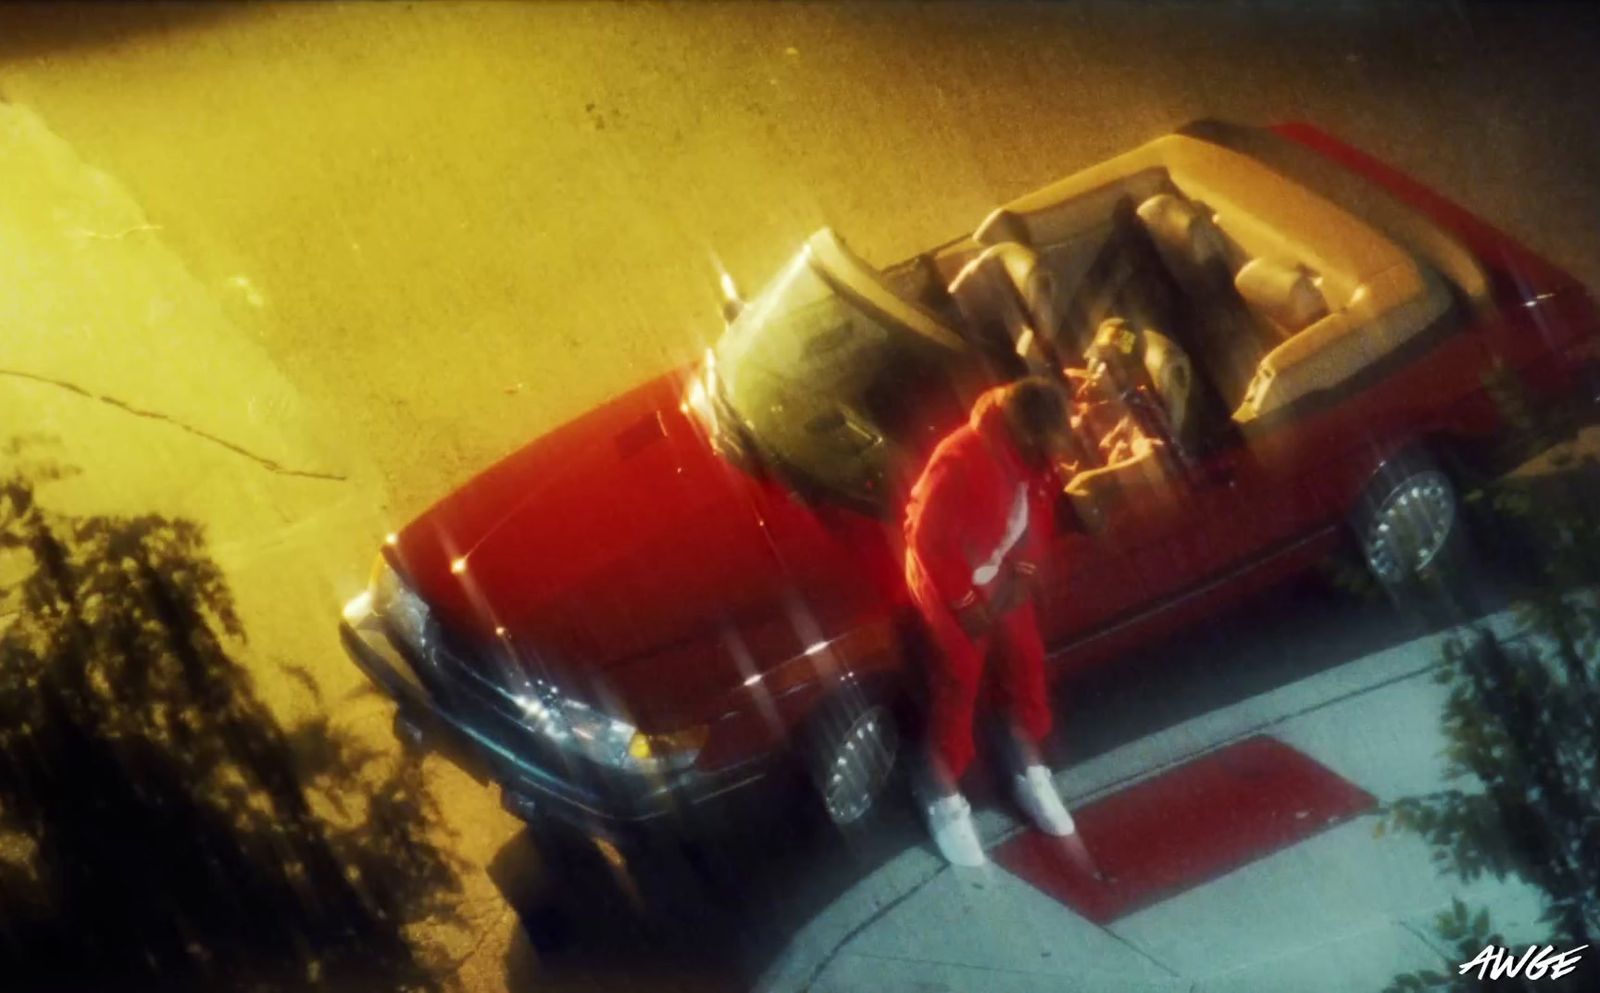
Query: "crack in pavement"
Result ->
[[1398, 915, 1457, 967], [845, 947, 1193, 988], [1095, 919, 1184, 981], [438, 902, 515, 978], [0, 367, 347, 482]]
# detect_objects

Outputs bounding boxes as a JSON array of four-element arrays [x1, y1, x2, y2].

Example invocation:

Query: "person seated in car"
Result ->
[[1064, 317, 1175, 473]]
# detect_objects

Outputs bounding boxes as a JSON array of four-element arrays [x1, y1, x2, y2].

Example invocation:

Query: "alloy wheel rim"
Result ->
[[1365, 469, 1456, 584], [822, 706, 899, 825]]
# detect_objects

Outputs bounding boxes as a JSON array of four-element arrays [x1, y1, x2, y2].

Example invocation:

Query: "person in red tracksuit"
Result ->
[[903, 376, 1085, 867]]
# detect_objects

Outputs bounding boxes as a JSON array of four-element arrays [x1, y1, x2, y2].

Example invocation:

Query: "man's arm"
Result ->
[[906, 459, 985, 624]]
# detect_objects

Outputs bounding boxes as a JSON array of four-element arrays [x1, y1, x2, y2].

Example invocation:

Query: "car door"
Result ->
[[1033, 463, 1169, 661], [1129, 439, 1312, 602], [1034, 509, 1150, 661], [1036, 427, 1320, 673]]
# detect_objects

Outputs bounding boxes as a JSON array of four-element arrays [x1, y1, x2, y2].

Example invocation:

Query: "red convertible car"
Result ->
[[340, 121, 1599, 842]]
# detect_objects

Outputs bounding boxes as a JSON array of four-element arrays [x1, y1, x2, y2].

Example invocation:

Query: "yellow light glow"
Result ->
[[627, 726, 710, 762], [384, 532, 398, 546], [450, 557, 468, 575], [592, 836, 627, 869], [341, 591, 372, 623]]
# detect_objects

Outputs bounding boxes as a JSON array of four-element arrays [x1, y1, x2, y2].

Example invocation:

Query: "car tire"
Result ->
[[802, 685, 905, 833], [1352, 448, 1475, 623], [392, 706, 429, 752]]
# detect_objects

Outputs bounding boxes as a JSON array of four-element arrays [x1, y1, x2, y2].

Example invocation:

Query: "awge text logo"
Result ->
[[1458, 944, 1586, 981]]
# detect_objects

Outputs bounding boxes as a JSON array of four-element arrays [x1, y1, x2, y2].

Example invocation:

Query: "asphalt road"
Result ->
[[3, 1, 1599, 521], [2, 3, 1598, 991]]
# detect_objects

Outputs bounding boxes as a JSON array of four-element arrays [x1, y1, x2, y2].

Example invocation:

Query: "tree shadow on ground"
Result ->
[[1380, 455, 1600, 993], [0, 438, 462, 993]]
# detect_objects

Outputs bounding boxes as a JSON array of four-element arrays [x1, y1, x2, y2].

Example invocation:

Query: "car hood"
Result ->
[[389, 368, 871, 715]]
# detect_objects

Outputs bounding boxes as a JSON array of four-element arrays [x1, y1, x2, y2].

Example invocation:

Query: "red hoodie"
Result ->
[[902, 387, 1060, 616]]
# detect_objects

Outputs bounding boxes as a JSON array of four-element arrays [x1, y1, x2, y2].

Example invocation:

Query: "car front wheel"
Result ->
[[804, 691, 903, 829]]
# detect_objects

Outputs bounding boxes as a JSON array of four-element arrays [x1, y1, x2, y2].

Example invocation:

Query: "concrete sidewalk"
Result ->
[[760, 610, 1557, 993]]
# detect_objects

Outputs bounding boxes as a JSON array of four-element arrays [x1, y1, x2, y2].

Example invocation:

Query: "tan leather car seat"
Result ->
[[1141, 328, 1195, 445], [1131, 191, 1273, 411], [1135, 192, 1230, 273], [947, 241, 1064, 372], [1237, 263, 1453, 420], [1233, 257, 1330, 338]]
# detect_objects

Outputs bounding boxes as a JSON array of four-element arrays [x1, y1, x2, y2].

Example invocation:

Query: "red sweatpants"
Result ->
[[906, 552, 1053, 781]]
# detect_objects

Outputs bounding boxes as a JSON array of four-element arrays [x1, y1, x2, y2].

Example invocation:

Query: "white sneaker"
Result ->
[[924, 792, 987, 867], [1013, 765, 1077, 837]]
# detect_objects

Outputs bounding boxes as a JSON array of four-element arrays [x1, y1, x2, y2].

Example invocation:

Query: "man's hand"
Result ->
[[954, 598, 993, 638], [990, 560, 1041, 616], [1011, 559, 1043, 596]]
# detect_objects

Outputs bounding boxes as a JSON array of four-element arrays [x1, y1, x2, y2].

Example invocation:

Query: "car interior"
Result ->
[[917, 139, 1455, 393], [871, 136, 1467, 531]]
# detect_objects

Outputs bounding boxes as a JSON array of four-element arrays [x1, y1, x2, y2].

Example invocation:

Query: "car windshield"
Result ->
[[710, 230, 974, 509]]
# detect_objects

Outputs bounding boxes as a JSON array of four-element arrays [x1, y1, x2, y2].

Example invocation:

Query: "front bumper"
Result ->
[[339, 601, 775, 843]]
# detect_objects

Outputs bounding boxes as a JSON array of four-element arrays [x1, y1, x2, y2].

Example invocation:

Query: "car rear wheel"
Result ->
[[804, 691, 903, 829], [1353, 449, 1473, 618]]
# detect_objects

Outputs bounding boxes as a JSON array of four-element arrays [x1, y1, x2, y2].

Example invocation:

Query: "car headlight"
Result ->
[[352, 553, 707, 775], [510, 685, 707, 774], [369, 556, 433, 657]]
